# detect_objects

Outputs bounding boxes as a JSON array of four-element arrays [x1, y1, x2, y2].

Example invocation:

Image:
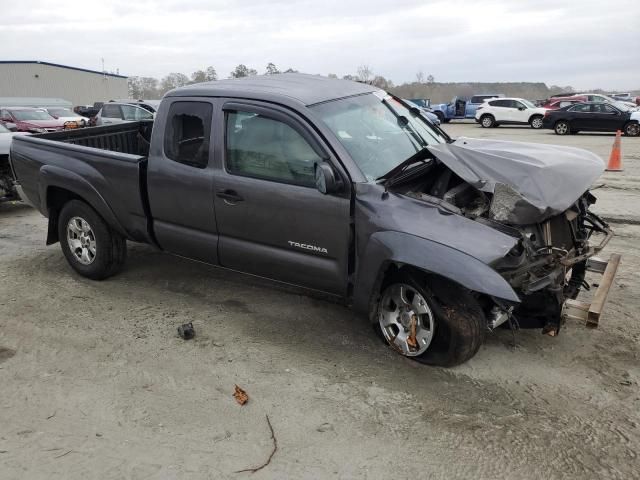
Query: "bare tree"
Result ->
[[160, 73, 190, 94], [427, 74, 435, 84], [416, 71, 425, 84], [357, 64, 373, 82]]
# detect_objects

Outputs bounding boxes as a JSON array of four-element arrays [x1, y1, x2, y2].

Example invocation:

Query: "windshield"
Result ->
[[311, 93, 446, 181], [521, 99, 536, 108], [12, 110, 55, 121], [48, 108, 74, 117]]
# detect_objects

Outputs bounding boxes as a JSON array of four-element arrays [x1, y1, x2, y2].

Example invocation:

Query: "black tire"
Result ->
[[434, 111, 445, 124], [375, 271, 486, 367], [443, 118, 451, 124], [529, 115, 544, 129], [58, 200, 127, 280], [554, 120, 570, 135], [480, 114, 495, 128], [624, 122, 640, 137]]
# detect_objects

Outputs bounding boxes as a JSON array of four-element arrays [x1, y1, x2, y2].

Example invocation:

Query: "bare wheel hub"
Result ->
[[67, 216, 97, 265], [378, 283, 435, 356]]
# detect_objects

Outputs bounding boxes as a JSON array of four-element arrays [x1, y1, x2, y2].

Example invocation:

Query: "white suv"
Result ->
[[475, 98, 547, 129]]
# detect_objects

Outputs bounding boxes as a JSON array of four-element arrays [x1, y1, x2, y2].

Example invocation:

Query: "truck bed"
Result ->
[[36, 121, 153, 156], [10, 121, 155, 243]]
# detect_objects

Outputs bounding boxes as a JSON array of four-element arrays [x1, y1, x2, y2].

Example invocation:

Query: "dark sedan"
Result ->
[[542, 102, 640, 136]]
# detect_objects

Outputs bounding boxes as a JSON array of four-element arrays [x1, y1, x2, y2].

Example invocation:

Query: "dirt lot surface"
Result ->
[[1, 123, 639, 479]]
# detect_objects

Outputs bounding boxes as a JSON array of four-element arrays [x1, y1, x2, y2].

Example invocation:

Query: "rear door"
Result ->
[[147, 98, 219, 264], [212, 100, 352, 295], [566, 104, 591, 129]]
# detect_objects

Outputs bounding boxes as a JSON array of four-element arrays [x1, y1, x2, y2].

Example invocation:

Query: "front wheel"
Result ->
[[624, 122, 640, 137], [376, 273, 485, 366], [530, 115, 544, 129], [58, 200, 127, 280], [480, 115, 495, 128], [554, 120, 570, 135]]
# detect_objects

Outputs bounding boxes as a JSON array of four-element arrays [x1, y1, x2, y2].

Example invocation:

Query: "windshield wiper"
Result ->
[[376, 147, 432, 187]]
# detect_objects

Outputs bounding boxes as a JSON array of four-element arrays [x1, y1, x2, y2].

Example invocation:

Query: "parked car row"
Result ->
[[0, 107, 85, 133], [472, 93, 639, 136], [543, 102, 640, 136]]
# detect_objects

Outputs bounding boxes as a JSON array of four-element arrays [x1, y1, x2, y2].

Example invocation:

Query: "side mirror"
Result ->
[[315, 162, 339, 194], [518, 107, 525, 111], [5, 122, 17, 132]]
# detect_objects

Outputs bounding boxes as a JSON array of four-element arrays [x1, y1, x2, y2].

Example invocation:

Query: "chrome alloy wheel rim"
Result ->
[[67, 216, 97, 265], [378, 283, 435, 356], [482, 117, 492, 127], [556, 123, 568, 134], [532, 117, 543, 128]]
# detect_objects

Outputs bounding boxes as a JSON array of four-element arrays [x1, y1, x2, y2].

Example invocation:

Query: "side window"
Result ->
[[511, 101, 525, 109], [164, 101, 212, 169], [225, 111, 321, 187], [569, 104, 590, 113], [121, 105, 153, 121], [101, 104, 121, 118], [490, 99, 508, 107]]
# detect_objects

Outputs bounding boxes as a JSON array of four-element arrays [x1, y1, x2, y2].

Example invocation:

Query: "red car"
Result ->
[[0, 107, 67, 133], [543, 99, 583, 110], [541, 95, 588, 109]]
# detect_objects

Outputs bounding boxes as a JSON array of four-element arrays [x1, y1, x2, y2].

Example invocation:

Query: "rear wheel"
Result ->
[[624, 122, 640, 137], [530, 115, 544, 129], [554, 120, 570, 135], [480, 114, 495, 128], [376, 272, 485, 367], [58, 200, 127, 280]]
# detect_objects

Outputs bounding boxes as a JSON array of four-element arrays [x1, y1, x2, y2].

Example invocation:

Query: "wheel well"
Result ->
[[480, 113, 494, 119], [529, 114, 543, 122], [368, 262, 493, 323], [45, 187, 82, 245]]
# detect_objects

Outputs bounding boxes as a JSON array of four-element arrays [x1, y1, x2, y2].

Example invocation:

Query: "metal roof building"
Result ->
[[0, 61, 128, 106]]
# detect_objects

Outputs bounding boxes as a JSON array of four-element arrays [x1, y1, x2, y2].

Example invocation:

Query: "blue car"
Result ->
[[431, 94, 504, 123], [405, 99, 441, 125]]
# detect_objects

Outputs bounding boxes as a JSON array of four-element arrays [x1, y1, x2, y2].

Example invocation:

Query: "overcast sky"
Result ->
[[2, 0, 639, 90]]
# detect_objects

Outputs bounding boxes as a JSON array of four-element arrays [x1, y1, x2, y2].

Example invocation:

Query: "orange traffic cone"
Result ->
[[606, 130, 623, 171]]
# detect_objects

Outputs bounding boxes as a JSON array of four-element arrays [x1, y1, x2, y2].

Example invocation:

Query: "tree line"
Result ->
[[127, 63, 396, 99], [127, 63, 573, 103]]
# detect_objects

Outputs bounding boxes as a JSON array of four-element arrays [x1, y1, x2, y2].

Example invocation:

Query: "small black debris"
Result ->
[[177, 323, 195, 340]]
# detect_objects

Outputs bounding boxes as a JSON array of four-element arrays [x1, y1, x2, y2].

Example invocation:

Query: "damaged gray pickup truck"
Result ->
[[9, 74, 620, 366]]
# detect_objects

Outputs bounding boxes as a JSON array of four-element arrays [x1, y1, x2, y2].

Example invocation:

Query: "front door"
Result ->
[[588, 103, 626, 132], [212, 101, 352, 295]]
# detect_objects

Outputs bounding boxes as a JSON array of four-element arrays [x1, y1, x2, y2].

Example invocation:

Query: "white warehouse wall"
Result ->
[[0, 62, 128, 106]]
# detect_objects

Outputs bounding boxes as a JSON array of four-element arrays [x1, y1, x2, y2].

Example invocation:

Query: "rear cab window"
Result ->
[[164, 101, 212, 169]]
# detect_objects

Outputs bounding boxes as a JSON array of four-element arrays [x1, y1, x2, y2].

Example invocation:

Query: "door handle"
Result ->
[[216, 189, 244, 204]]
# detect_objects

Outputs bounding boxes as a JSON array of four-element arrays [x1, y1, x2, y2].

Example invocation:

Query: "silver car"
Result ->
[[95, 102, 154, 126]]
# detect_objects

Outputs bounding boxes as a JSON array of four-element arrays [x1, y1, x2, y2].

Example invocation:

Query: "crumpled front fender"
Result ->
[[352, 231, 520, 315]]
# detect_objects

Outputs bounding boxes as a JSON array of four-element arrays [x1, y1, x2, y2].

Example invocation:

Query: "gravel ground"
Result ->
[[1, 122, 639, 479]]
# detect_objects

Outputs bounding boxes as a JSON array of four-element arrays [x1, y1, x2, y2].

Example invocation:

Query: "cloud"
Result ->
[[0, 0, 638, 89]]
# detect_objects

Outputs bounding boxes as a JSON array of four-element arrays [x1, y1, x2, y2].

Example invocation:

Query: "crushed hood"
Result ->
[[428, 137, 605, 224]]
